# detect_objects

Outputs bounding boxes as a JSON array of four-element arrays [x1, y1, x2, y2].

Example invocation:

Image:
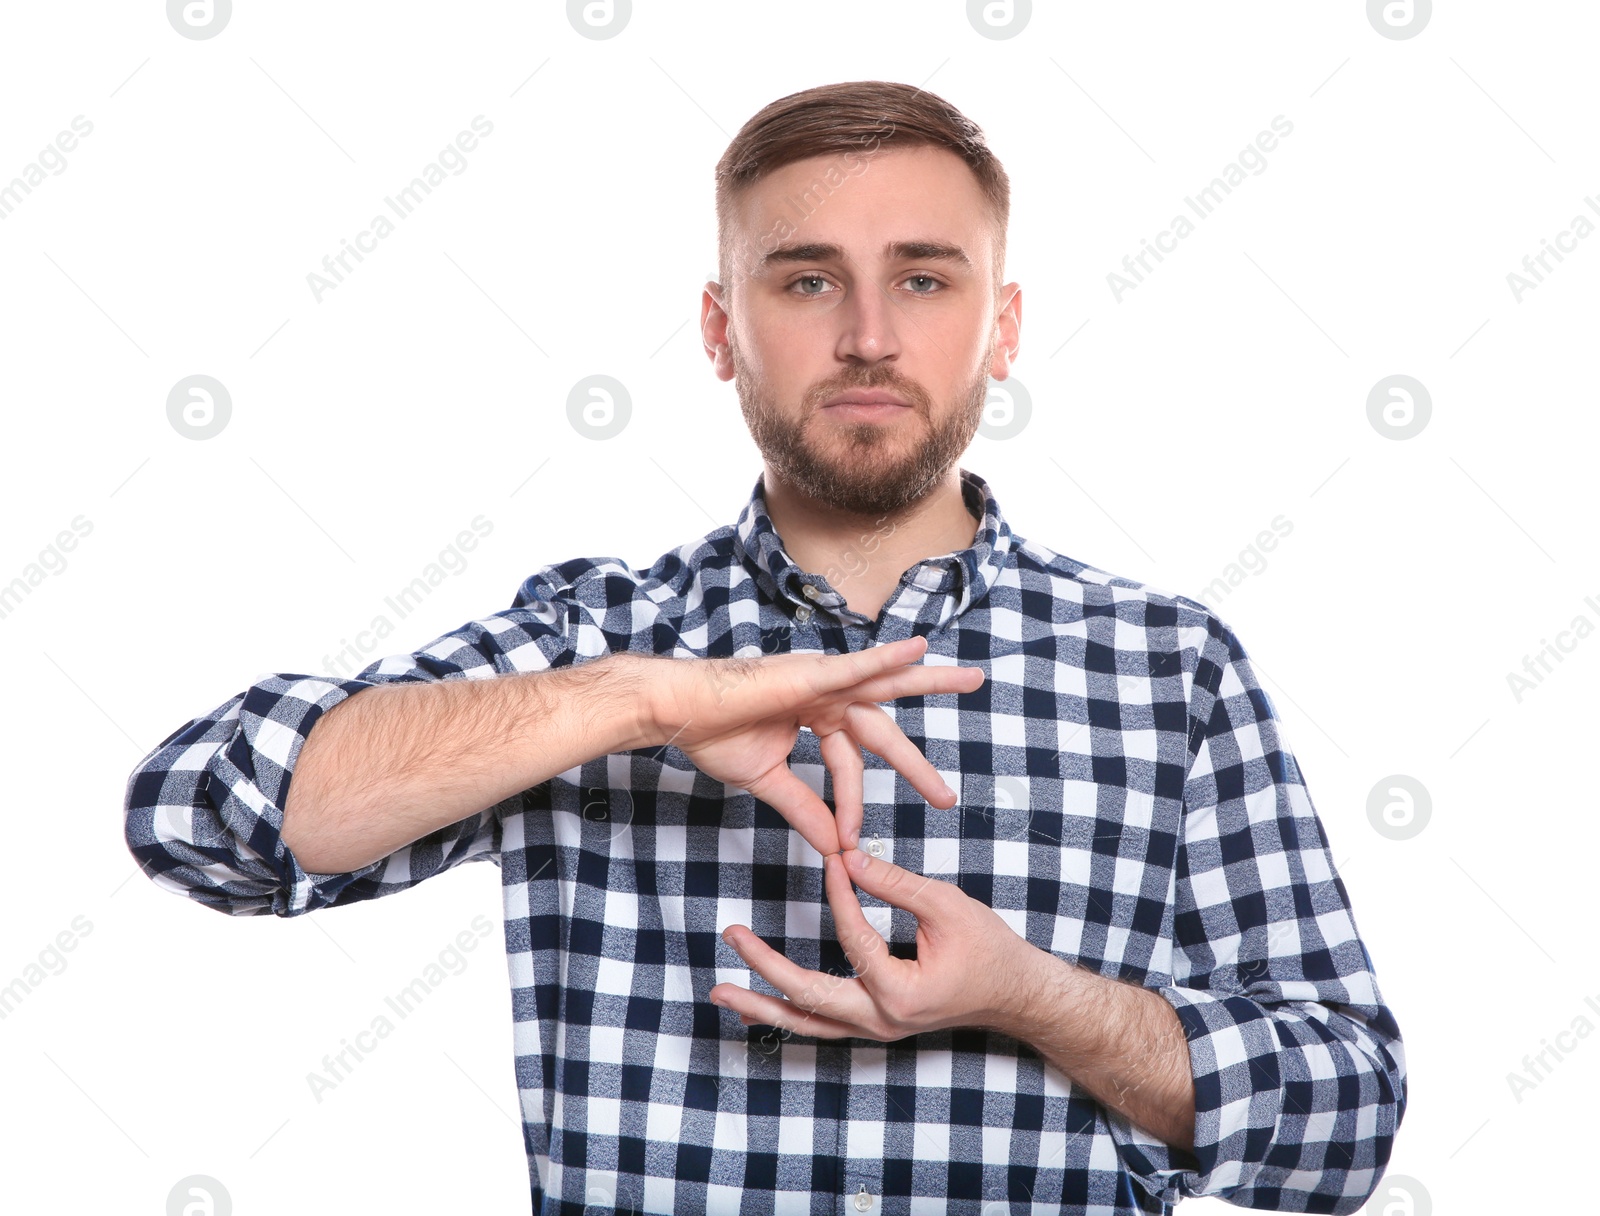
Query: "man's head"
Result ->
[[702, 81, 1021, 520]]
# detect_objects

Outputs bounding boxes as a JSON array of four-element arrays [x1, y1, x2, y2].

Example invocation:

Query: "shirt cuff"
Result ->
[[224, 672, 388, 916], [1102, 984, 1284, 1204]]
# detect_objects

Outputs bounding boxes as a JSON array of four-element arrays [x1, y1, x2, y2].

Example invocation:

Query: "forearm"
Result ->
[[283, 652, 655, 873], [993, 943, 1196, 1152]]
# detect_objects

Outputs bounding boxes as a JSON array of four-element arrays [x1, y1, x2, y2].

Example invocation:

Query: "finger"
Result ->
[[841, 704, 958, 809], [719, 922, 874, 1024], [823, 851, 894, 980], [691, 638, 931, 731], [798, 635, 932, 698], [742, 764, 840, 858], [708, 982, 863, 1040], [831, 661, 987, 708], [818, 728, 865, 850], [841, 847, 955, 924]]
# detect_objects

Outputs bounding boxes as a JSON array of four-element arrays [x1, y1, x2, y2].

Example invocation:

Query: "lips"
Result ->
[[821, 390, 911, 408]]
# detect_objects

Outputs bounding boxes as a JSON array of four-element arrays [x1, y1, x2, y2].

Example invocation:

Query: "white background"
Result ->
[[0, 2, 1592, 1213]]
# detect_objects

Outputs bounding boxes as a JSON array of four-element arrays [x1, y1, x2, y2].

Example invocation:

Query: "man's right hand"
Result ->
[[626, 635, 985, 859]]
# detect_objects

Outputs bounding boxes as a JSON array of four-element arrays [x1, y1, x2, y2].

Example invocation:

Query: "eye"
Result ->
[[788, 274, 833, 297], [904, 274, 944, 294]]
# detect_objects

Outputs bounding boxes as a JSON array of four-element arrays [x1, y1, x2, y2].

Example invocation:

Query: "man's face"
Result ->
[[703, 144, 1020, 518]]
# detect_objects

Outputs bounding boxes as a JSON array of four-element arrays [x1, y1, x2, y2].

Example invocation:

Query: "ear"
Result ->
[[702, 280, 735, 381], [988, 282, 1022, 380]]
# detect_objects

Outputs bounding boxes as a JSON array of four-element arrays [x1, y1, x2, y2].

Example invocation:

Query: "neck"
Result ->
[[762, 466, 979, 620]]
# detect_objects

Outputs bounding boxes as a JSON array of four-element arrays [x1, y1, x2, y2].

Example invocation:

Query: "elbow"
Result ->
[[278, 790, 325, 873], [1289, 1055, 1409, 1214], [1204, 1032, 1407, 1212], [1333, 1064, 1409, 1212], [281, 787, 371, 876], [122, 755, 292, 918]]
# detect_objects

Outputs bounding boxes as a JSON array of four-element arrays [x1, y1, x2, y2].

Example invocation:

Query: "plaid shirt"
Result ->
[[124, 467, 1405, 1215]]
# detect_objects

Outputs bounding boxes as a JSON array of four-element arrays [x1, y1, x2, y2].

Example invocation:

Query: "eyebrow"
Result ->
[[758, 239, 974, 273]]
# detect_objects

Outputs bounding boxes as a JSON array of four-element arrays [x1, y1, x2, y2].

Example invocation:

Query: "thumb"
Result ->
[[841, 847, 954, 921], [744, 764, 842, 859]]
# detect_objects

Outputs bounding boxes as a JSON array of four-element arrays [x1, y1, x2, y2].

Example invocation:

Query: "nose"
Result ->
[[833, 277, 904, 366]]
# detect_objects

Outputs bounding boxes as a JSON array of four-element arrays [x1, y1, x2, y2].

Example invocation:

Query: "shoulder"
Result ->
[[1006, 532, 1231, 643], [511, 525, 741, 612]]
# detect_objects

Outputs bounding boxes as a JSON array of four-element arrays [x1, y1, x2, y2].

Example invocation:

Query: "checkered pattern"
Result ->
[[124, 468, 1406, 1215]]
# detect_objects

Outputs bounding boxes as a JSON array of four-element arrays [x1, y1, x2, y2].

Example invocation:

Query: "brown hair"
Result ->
[[714, 80, 1010, 300]]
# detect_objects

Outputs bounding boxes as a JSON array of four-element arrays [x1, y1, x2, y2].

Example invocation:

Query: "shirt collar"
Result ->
[[731, 465, 1013, 623]]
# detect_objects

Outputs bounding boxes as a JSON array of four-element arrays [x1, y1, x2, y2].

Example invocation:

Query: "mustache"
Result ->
[[808, 378, 929, 409]]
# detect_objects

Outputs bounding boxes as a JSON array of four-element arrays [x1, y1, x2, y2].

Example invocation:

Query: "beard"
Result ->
[[731, 331, 994, 518]]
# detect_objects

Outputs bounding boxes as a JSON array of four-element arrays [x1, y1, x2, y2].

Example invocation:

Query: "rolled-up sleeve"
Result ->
[[123, 575, 582, 918], [1106, 616, 1406, 1211]]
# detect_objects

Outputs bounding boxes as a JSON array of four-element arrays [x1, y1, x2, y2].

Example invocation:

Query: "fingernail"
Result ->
[[940, 781, 956, 800], [847, 848, 868, 872]]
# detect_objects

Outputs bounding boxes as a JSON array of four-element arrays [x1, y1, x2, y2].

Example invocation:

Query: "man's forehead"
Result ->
[[732, 146, 986, 228]]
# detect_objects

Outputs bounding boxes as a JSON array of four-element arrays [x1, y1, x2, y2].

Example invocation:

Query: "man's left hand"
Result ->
[[709, 846, 1033, 1040]]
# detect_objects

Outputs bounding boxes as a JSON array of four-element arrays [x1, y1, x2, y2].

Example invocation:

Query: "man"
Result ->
[[124, 80, 1405, 1214]]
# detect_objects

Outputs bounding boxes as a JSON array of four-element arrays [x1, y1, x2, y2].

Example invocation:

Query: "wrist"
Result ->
[[604, 652, 673, 752], [987, 939, 1113, 1058], [984, 936, 1070, 1040]]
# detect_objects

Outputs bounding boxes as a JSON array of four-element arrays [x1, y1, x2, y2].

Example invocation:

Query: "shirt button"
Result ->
[[802, 584, 821, 600], [795, 605, 813, 623], [866, 838, 885, 858], [853, 1186, 876, 1212]]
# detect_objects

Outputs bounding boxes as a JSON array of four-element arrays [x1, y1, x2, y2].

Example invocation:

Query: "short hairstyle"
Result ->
[[714, 80, 1010, 301]]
